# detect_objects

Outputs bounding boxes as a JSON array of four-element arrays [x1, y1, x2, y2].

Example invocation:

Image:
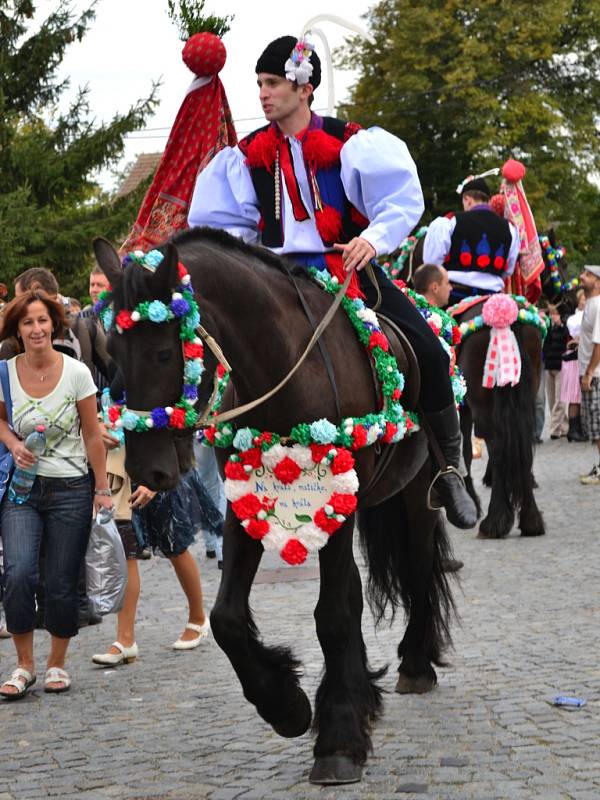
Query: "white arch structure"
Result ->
[[300, 15, 375, 115]]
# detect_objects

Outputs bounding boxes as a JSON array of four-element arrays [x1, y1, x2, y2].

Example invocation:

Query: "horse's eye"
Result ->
[[157, 349, 171, 363]]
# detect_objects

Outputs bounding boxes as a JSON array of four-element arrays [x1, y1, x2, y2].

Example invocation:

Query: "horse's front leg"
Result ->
[[310, 519, 383, 785], [210, 511, 312, 738]]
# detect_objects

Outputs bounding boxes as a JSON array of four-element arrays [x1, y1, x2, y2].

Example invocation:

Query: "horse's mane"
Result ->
[[171, 226, 312, 282]]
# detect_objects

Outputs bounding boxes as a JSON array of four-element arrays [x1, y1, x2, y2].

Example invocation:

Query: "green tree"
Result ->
[[339, 0, 600, 263], [0, 1, 158, 296]]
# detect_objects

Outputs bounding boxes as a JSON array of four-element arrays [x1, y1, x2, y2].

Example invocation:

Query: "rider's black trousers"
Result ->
[[359, 266, 453, 413]]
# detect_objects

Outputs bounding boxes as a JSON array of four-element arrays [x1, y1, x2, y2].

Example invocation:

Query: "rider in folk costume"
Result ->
[[188, 34, 477, 529], [423, 173, 521, 305]]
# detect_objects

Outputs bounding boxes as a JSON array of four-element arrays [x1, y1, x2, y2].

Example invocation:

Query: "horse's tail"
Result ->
[[357, 481, 455, 667], [491, 324, 536, 509]]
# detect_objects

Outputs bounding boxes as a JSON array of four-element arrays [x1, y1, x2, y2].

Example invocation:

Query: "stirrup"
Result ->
[[427, 465, 466, 512]]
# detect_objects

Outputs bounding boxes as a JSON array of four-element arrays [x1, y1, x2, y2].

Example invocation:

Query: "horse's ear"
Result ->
[[548, 228, 557, 248], [93, 237, 123, 288], [148, 243, 180, 298]]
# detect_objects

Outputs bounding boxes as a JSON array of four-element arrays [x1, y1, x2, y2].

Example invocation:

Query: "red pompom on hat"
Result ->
[[182, 32, 227, 76], [502, 159, 526, 184]]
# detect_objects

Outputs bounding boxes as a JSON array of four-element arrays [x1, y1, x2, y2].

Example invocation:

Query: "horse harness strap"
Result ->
[[199, 269, 353, 427], [280, 262, 341, 421]]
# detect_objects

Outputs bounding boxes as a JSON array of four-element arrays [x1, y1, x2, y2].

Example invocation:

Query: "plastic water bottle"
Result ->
[[8, 425, 47, 504]]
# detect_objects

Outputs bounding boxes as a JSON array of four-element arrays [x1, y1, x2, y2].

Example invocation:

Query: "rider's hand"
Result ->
[[129, 485, 157, 509], [334, 237, 376, 272]]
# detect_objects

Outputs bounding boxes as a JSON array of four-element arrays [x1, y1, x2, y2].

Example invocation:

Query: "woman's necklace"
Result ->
[[23, 355, 60, 383]]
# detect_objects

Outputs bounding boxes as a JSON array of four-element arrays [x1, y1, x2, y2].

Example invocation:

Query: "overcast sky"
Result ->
[[34, 0, 371, 189]]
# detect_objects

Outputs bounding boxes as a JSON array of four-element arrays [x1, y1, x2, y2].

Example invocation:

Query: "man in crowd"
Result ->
[[578, 266, 600, 484], [423, 176, 520, 304], [188, 35, 477, 529], [413, 263, 453, 308]]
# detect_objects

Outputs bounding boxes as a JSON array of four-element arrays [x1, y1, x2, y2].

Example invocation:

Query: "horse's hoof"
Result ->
[[441, 557, 464, 573], [395, 671, 437, 694], [309, 755, 363, 785], [520, 528, 545, 537], [270, 689, 312, 738]]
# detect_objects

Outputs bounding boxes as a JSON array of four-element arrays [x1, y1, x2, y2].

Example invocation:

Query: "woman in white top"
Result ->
[[0, 289, 112, 699]]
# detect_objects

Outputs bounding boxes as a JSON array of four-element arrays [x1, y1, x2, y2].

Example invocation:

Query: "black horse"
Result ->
[[538, 230, 578, 314], [93, 232, 456, 786]]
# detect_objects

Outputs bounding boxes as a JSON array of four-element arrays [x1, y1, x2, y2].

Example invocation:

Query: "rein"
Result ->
[[196, 269, 353, 428]]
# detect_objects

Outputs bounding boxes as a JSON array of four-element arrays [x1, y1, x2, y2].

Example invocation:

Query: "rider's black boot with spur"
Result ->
[[425, 405, 478, 530]]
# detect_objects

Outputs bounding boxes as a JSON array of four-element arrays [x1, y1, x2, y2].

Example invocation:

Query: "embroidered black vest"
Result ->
[[447, 209, 512, 275], [238, 116, 367, 249]]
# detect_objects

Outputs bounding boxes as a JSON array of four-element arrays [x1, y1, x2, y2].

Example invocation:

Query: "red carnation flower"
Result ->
[[315, 508, 343, 534], [108, 406, 121, 424], [392, 388, 402, 401], [280, 539, 308, 565], [168, 408, 186, 429], [330, 492, 357, 516], [452, 327, 462, 345], [224, 460, 250, 481], [310, 443, 332, 463], [217, 364, 226, 379], [240, 448, 262, 470], [273, 456, 302, 485], [116, 310, 135, 330], [383, 422, 398, 443], [246, 518, 269, 539], [204, 427, 216, 444], [184, 342, 204, 359], [405, 418, 414, 432], [256, 432, 273, 447], [368, 331, 389, 352], [261, 495, 277, 512], [331, 449, 355, 475], [351, 425, 367, 451], [231, 493, 263, 519], [177, 262, 188, 281]]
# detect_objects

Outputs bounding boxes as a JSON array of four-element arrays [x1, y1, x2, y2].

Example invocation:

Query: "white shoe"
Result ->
[[172, 620, 210, 650], [92, 641, 138, 666]]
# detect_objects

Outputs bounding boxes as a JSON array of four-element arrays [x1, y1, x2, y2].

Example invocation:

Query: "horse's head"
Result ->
[[93, 238, 217, 491]]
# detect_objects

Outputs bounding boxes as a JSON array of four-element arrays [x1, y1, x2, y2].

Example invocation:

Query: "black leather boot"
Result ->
[[567, 416, 588, 442], [425, 405, 478, 529]]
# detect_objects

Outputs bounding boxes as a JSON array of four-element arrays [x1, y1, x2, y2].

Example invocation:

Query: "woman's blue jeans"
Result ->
[[1, 475, 93, 638]]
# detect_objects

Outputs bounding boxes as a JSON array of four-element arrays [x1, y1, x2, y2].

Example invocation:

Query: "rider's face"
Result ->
[[257, 73, 310, 124]]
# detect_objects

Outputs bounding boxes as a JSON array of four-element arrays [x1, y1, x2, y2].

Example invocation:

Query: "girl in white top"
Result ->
[[0, 289, 111, 699]]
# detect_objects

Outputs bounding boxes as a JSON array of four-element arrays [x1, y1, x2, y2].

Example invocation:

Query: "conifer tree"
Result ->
[[0, 1, 158, 296]]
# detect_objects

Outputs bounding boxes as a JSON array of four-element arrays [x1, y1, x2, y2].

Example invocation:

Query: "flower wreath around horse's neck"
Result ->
[[95, 250, 205, 432], [538, 235, 579, 294], [447, 294, 550, 343]]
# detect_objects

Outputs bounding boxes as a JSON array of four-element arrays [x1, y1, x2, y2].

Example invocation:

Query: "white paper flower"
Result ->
[[224, 479, 253, 502], [297, 523, 328, 550], [331, 470, 360, 494], [261, 444, 288, 471]]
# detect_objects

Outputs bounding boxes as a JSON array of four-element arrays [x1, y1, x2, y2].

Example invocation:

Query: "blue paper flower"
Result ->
[[233, 428, 254, 451], [121, 410, 140, 431], [151, 407, 169, 429], [148, 301, 169, 323], [171, 297, 190, 318], [145, 250, 164, 270], [309, 418, 338, 444], [184, 359, 204, 384], [188, 308, 200, 329], [183, 384, 198, 402]]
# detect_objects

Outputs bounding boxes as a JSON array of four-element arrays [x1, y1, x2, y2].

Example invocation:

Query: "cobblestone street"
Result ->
[[1, 436, 599, 800]]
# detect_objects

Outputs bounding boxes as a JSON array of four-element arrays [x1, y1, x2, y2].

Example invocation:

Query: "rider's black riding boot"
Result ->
[[425, 405, 478, 530]]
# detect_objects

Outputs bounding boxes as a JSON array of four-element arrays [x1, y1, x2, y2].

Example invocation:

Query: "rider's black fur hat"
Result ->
[[255, 35, 321, 90], [461, 176, 491, 198]]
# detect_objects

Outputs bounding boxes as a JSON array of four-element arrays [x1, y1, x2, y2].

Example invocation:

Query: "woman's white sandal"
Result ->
[[172, 619, 210, 650], [44, 667, 71, 694], [0, 668, 36, 700]]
